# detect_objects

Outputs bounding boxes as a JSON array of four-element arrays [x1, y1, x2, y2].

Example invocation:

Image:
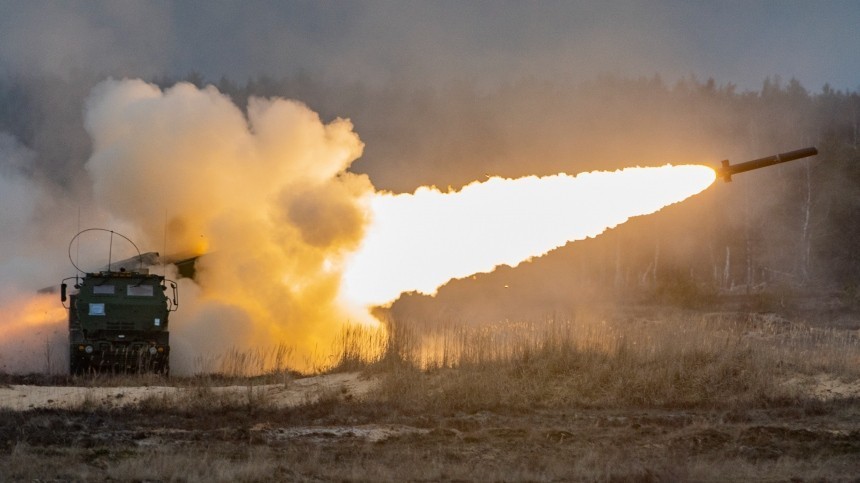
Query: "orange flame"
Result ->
[[343, 165, 716, 306], [0, 293, 67, 336], [0, 292, 67, 373]]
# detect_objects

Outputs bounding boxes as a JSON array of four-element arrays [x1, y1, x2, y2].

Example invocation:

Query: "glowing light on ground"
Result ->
[[343, 165, 716, 306]]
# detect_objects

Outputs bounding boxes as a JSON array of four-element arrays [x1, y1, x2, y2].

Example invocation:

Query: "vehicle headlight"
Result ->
[[149, 346, 157, 355], [84, 345, 94, 354]]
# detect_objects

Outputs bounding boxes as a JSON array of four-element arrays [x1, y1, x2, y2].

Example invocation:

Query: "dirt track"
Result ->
[[0, 372, 376, 411]]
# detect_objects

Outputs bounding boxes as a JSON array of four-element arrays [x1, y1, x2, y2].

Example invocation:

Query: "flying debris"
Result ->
[[717, 147, 818, 182]]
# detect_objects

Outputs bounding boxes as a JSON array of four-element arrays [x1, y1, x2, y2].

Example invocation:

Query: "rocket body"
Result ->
[[717, 147, 818, 182]]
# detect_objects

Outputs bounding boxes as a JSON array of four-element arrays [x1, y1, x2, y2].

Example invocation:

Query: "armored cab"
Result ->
[[61, 229, 178, 375], [64, 270, 176, 374]]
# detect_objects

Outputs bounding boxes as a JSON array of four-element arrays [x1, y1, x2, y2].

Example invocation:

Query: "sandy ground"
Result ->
[[2, 370, 858, 412], [790, 373, 860, 400], [0, 371, 378, 411]]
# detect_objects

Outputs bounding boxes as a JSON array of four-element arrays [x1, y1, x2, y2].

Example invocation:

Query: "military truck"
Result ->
[[61, 229, 178, 375]]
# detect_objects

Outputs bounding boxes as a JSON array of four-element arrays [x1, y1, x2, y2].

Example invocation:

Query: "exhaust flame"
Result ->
[[343, 166, 716, 306], [0, 293, 67, 373]]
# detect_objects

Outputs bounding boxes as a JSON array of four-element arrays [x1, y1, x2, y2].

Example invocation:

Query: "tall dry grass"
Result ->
[[189, 324, 389, 379], [192, 343, 295, 379], [38, 308, 859, 413], [373, 311, 860, 411], [325, 323, 390, 373]]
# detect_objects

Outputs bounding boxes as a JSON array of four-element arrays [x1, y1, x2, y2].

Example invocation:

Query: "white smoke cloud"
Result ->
[[0, 132, 74, 290], [83, 79, 375, 373], [0, 133, 74, 373], [0, 133, 38, 226]]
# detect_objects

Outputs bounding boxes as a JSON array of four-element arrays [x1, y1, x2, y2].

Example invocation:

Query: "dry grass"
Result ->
[[4, 310, 857, 413], [187, 325, 389, 379], [372, 311, 860, 412], [47, 309, 859, 411], [325, 323, 390, 373], [192, 343, 295, 379]]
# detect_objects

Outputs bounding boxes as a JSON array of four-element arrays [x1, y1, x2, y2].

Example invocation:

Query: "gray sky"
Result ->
[[0, 1, 858, 92]]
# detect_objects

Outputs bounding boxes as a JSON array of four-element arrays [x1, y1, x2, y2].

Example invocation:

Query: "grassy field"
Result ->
[[1, 306, 859, 481]]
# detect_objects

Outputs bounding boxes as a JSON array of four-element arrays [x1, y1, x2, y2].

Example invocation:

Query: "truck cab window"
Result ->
[[93, 285, 115, 295], [127, 285, 154, 297]]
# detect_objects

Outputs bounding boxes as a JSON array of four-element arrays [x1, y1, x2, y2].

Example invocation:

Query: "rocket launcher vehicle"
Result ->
[[717, 147, 818, 182]]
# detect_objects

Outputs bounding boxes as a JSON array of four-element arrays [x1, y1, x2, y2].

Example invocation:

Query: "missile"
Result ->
[[717, 147, 818, 182]]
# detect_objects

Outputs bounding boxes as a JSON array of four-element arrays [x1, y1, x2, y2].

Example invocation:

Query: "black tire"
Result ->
[[70, 355, 84, 375]]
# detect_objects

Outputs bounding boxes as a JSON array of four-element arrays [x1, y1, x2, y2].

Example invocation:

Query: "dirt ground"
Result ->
[[0, 372, 377, 411], [3, 370, 859, 411], [1, 372, 859, 481]]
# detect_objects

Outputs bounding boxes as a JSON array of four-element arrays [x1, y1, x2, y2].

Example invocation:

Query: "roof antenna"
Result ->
[[75, 206, 81, 272], [162, 209, 168, 273], [68, 228, 142, 274], [108, 230, 114, 272]]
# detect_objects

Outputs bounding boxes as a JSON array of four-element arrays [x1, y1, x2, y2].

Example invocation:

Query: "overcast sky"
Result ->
[[0, 1, 857, 92]]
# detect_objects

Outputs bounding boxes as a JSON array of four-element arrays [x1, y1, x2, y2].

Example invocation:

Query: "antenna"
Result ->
[[162, 209, 168, 273], [68, 228, 143, 274], [108, 230, 114, 272], [75, 206, 81, 270], [75, 206, 81, 286]]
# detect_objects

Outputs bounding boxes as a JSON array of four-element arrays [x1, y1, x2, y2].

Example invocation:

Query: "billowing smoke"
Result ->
[[83, 79, 375, 372], [0, 133, 73, 373]]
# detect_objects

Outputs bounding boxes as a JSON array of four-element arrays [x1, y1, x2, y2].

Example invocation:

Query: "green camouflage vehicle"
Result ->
[[61, 229, 178, 375]]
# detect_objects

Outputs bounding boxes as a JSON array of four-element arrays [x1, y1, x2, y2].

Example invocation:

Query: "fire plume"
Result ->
[[343, 166, 716, 306]]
